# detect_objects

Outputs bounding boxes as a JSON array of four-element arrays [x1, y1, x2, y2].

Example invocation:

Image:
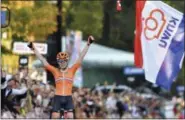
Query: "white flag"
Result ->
[[134, 1, 184, 90]]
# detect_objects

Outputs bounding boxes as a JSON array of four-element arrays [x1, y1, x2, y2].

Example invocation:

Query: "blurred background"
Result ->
[[1, 0, 184, 119]]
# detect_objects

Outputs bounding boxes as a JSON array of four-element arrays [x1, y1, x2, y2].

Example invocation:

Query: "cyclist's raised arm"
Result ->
[[27, 42, 49, 67], [75, 35, 95, 64], [28, 42, 58, 77]]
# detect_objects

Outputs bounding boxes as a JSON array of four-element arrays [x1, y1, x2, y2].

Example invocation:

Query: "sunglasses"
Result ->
[[57, 59, 67, 63]]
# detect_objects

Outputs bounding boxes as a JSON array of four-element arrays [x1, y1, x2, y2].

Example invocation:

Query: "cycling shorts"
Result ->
[[52, 95, 74, 112]]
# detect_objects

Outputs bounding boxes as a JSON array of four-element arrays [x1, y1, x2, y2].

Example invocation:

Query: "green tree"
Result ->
[[100, 0, 184, 52], [2, 1, 57, 41], [163, 0, 184, 12], [28, 2, 57, 40], [68, 1, 103, 39], [100, 0, 135, 51], [1, 46, 12, 54]]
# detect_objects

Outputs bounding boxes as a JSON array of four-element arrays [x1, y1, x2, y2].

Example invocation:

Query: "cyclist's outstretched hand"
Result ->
[[27, 42, 48, 66], [87, 35, 95, 46], [27, 42, 35, 50], [76, 35, 95, 64]]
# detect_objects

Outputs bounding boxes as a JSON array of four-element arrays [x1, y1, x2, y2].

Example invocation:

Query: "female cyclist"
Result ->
[[28, 35, 94, 119]]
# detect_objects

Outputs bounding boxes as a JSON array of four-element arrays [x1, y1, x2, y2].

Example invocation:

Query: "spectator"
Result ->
[[1, 78, 28, 117], [105, 93, 118, 118], [1, 72, 184, 119]]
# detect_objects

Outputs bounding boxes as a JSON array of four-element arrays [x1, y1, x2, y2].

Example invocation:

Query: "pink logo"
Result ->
[[144, 9, 166, 40]]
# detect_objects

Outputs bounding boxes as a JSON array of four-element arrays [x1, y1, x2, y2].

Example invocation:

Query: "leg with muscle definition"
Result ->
[[52, 112, 60, 119], [66, 111, 74, 119]]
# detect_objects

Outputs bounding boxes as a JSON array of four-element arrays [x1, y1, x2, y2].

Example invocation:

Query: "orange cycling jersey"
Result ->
[[45, 62, 81, 96]]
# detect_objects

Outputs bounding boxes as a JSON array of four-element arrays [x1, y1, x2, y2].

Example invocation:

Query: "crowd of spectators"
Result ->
[[1, 69, 184, 119]]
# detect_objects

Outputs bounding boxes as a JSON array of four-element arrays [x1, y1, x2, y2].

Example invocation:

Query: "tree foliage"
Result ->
[[2, 1, 57, 41], [1, 0, 184, 86], [1, 46, 12, 54], [163, 0, 184, 12], [2, 0, 184, 43], [68, 1, 103, 39]]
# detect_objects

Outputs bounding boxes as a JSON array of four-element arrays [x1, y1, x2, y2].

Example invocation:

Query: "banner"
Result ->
[[13, 42, 48, 55], [66, 31, 83, 88], [1, 7, 10, 28], [123, 66, 144, 75], [135, 1, 184, 90], [1, 11, 6, 25]]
